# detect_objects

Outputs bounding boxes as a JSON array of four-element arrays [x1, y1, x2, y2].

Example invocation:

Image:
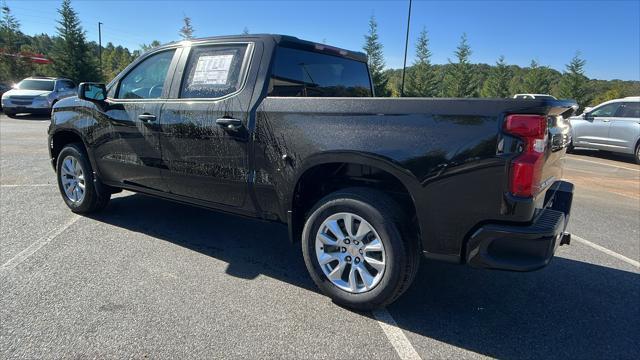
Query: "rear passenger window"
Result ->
[[619, 102, 640, 118], [180, 44, 249, 99]]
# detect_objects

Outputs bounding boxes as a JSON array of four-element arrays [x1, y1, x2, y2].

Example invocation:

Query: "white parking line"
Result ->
[[0, 216, 79, 273], [567, 157, 640, 172], [572, 234, 639, 268], [372, 308, 421, 360], [0, 184, 55, 188]]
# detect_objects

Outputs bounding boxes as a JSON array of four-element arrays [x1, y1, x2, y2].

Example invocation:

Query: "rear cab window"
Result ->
[[268, 46, 372, 97]]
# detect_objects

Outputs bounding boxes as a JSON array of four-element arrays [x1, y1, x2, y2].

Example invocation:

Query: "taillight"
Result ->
[[504, 114, 547, 197]]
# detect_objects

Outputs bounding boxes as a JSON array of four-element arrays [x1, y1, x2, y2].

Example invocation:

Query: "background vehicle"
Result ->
[[1, 77, 76, 117], [0, 82, 11, 110], [48, 35, 576, 309], [569, 97, 640, 163], [513, 94, 557, 100]]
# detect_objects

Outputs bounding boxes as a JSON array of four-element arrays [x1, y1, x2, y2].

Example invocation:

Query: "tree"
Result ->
[[363, 15, 389, 96], [242, 27, 249, 35], [0, 1, 34, 82], [406, 28, 439, 97], [179, 15, 194, 40], [139, 40, 161, 53], [50, 0, 99, 82], [481, 56, 512, 98], [558, 52, 590, 110], [522, 60, 551, 94], [442, 33, 477, 97]]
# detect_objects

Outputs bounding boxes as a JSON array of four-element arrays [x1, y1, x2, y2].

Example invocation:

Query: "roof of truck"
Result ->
[[161, 34, 368, 62]]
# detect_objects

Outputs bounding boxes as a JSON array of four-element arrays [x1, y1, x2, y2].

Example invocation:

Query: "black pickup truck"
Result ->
[[49, 34, 576, 309]]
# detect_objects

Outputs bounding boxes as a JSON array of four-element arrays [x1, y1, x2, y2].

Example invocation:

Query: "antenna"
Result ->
[[400, 0, 412, 97]]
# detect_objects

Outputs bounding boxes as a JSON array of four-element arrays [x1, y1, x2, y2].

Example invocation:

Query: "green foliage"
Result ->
[[0, 2, 35, 82], [101, 42, 135, 82], [442, 33, 477, 97], [406, 28, 439, 97], [558, 52, 591, 111], [481, 56, 511, 98], [51, 0, 99, 82], [179, 15, 194, 40], [363, 15, 389, 96], [522, 60, 552, 94]]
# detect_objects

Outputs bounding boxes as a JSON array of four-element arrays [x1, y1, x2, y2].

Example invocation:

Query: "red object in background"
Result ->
[[0, 48, 52, 64]]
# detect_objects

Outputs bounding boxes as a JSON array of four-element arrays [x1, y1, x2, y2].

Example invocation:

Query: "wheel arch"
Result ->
[[50, 128, 98, 174], [285, 151, 423, 247]]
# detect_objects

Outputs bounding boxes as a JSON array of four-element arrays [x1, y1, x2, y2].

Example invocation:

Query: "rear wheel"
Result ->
[[56, 143, 110, 213], [635, 143, 640, 164], [302, 188, 420, 310]]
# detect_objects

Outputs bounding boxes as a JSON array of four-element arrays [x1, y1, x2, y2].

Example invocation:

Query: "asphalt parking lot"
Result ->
[[1, 113, 638, 359]]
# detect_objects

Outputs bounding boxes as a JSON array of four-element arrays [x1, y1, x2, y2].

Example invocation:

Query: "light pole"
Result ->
[[98, 22, 103, 78], [400, 0, 412, 97]]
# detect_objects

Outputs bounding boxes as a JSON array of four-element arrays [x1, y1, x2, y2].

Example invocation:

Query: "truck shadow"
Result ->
[[90, 192, 639, 359], [570, 148, 639, 165]]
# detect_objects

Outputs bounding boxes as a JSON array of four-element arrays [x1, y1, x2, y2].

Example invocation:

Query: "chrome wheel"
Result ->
[[315, 212, 386, 293], [60, 155, 86, 203]]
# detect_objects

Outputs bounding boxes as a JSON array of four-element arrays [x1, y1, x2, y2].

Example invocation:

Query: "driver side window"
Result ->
[[117, 49, 176, 99], [590, 103, 620, 117]]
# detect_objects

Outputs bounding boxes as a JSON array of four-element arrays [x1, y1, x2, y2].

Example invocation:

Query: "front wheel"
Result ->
[[302, 188, 420, 310], [56, 143, 110, 213], [635, 144, 640, 164]]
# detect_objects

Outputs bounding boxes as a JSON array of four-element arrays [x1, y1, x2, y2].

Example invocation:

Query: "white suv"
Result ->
[[569, 97, 640, 163], [1, 77, 77, 117]]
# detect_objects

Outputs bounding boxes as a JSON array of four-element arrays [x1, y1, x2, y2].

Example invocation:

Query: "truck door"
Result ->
[[94, 48, 180, 191], [159, 42, 257, 209]]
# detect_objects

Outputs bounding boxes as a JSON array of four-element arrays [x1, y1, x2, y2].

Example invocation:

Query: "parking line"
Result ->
[[572, 234, 639, 268], [0, 184, 55, 188], [0, 216, 80, 273], [567, 157, 640, 172], [372, 308, 421, 360]]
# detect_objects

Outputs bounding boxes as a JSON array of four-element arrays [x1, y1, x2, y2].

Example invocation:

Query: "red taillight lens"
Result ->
[[504, 115, 547, 197]]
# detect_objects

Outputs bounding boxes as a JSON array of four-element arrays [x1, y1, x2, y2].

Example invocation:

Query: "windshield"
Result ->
[[17, 79, 55, 91]]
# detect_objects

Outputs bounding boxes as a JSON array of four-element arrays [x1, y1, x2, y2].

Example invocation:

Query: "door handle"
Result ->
[[601, 119, 610, 122], [216, 117, 242, 130], [138, 114, 157, 122]]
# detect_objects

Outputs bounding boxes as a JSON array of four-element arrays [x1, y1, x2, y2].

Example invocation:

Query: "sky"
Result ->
[[7, 0, 640, 81]]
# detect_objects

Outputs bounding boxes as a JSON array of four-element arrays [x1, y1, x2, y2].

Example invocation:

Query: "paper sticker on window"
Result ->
[[192, 54, 234, 85]]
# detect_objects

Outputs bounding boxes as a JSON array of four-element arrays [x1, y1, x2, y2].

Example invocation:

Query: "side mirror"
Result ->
[[78, 82, 106, 102], [582, 112, 594, 120]]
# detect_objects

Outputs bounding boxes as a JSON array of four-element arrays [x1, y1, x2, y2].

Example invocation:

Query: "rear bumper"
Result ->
[[466, 180, 574, 272]]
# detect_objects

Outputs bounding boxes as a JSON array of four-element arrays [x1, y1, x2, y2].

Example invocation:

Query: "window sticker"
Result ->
[[192, 54, 234, 85]]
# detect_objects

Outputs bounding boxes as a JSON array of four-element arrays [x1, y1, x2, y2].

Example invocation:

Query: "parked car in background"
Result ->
[[0, 82, 11, 110], [513, 94, 557, 100], [569, 97, 640, 163], [1, 77, 77, 117]]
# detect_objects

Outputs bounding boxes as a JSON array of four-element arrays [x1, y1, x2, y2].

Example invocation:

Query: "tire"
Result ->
[[4, 111, 17, 118], [635, 143, 640, 165], [301, 187, 420, 310], [56, 143, 110, 213], [566, 141, 574, 153]]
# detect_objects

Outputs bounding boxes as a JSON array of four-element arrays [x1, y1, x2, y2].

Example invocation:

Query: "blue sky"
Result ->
[[8, 0, 640, 80]]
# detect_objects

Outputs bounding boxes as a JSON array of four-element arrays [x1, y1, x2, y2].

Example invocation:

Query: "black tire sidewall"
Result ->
[[56, 144, 97, 213], [302, 195, 407, 309]]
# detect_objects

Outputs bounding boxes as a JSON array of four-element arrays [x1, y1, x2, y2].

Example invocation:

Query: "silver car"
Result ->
[[1, 77, 77, 117], [569, 97, 640, 163]]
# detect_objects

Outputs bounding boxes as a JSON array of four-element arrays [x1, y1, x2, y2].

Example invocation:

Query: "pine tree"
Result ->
[[442, 33, 477, 97], [363, 15, 389, 96], [51, 0, 99, 82], [522, 60, 551, 94], [140, 40, 161, 53], [406, 28, 439, 97], [481, 56, 512, 98], [242, 27, 249, 35], [179, 15, 194, 40], [558, 52, 590, 111], [0, 2, 34, 81]]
